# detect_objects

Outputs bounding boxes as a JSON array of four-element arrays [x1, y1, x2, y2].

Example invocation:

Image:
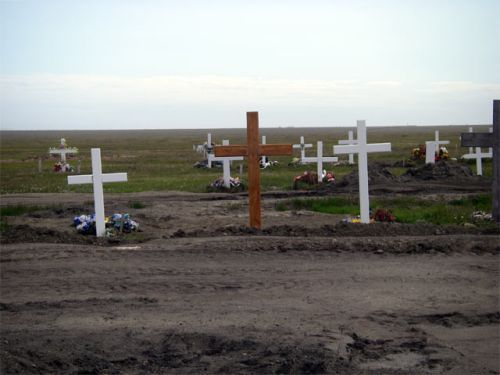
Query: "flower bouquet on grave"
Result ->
[[371, 208, 396, 223], [206, 176, 245, 193]]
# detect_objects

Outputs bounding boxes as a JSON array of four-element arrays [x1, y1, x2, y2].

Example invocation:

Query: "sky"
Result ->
[[1, 0, 499, 130]]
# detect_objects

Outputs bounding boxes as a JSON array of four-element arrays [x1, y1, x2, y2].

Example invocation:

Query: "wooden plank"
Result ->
[[460, 133, 494, 148], [247, 112, 261, 229], [214, 145, 248, 157], [493, 100, 499, 222], [259, 144, 293, 156]]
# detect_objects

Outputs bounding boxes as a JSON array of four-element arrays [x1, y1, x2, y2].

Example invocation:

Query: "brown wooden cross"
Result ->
[[214, 112, 292, 229], [461, 100, 499, 222]]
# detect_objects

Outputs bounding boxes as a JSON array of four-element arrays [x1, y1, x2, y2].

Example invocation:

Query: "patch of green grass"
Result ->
[[0, 125, 493, 194], [0, 205, 43, 217], [276, 197, 359, 215], [129, 201, 147, 209], [276, 194, 492, 225]]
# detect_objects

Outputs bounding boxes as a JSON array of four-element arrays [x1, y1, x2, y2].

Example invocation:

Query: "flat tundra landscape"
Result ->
[[1, 128, 499, 374]]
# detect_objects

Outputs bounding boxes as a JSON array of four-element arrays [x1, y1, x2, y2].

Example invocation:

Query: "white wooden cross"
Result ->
[[261, 135, 267, 164], [468, 127, 474, 154], [292, 136, 313, 162], [425, 130, 449, 164], [338, 130, 358, 164], [303, 141, 339, 183], [462, 147, 492, 176], [334, 120, 391, 224], [209, 139, 243, 187], [206, 133, 214, 167], [67, 148, 128, 237], [49, 138, 78, 162]]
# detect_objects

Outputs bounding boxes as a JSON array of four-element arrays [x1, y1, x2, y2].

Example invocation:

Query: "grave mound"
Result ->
[[337, 162, 399, 187], [403, 161, 475, 180]]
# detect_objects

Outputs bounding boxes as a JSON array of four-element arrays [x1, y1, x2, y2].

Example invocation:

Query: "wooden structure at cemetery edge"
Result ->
[[461, 100, 499, 222], [214, 112, 293, 229]]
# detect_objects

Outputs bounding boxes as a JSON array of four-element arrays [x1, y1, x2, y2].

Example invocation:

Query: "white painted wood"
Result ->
[[208, 138, 243, 177], [338, 130, 358, 164], [334, 120, 391, 224], [206, 133, 213, 168], [67, 148, 127, 237], [293, 136, 313, 162], [49, 138, 78, 162], [261, 135, 267, 164], [426, 131, 449, 163], [303, 141, 339, 182], [462, 147, 492, 176], [211, 140, 244, 187], [425, 141, 438, 164]]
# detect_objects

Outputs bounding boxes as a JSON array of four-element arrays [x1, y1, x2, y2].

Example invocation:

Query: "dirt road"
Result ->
[[1, 189, 499, 374]]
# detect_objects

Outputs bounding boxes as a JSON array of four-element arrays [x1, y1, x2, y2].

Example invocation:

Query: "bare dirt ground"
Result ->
[[1, 170, 499, 374]]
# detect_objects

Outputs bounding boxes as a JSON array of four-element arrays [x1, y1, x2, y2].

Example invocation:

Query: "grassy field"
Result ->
[[0, 125, 493, 194]]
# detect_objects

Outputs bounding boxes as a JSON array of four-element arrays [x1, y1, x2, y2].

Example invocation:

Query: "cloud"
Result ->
[[1, 74, 498, 129], [1, 74, 403, 107]]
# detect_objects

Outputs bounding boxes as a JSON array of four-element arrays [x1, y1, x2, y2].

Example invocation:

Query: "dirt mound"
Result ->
[[403, 161, 475, 180], [336, 162, 399, 187], [0, 224, 148, 246]]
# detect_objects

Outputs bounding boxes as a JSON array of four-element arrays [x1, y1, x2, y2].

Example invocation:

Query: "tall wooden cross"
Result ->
[[303, 141, 339, 183], [214, 112, 292, 229], [461, 100, 499, 222], [334, 120, 391, 224], [68, 148, 128, 237]]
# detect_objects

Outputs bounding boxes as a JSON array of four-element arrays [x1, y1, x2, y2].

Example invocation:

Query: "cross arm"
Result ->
[[68, 175, 93, 184], [259, 144, 293, 156], [102, 173, 128, 183], [460, 133, 494, 148], [214, 145, 248, 157]]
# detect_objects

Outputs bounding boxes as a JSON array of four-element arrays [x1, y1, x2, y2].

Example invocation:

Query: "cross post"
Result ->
[[68, 148, 128, 237], [303, 141, 339, 182], [338, 130, 358, 164], [461, 100, 499, 222], [334, 120, 391, 224], [293, 136, 313, 162], [214, 112, 292, 229]]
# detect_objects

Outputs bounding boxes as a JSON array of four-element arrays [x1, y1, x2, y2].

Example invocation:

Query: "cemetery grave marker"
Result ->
[[461, 147, 492, 176], [206, 133, 214, 167], [49, 138, 78, 162], [210, 139, 244, 188], [425, 131, 449, 164], [214, 112, 292, 229], [302, 141, 339, 183], [461, 100, 499, 222], [338, 130, 358, 164], [68, 148, 128, 237], [334, 120, 391, 224], [292, 136, 313, 162]]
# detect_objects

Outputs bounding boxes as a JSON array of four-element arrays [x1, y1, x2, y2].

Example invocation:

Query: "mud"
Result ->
[[1, 168, 499, 374]]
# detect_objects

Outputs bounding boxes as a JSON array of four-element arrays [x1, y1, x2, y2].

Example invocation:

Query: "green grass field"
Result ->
[[0, 125, 492, 194]]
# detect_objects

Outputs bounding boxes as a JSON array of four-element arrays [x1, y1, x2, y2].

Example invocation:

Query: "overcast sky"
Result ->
[[1, 0, 499, 130]]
